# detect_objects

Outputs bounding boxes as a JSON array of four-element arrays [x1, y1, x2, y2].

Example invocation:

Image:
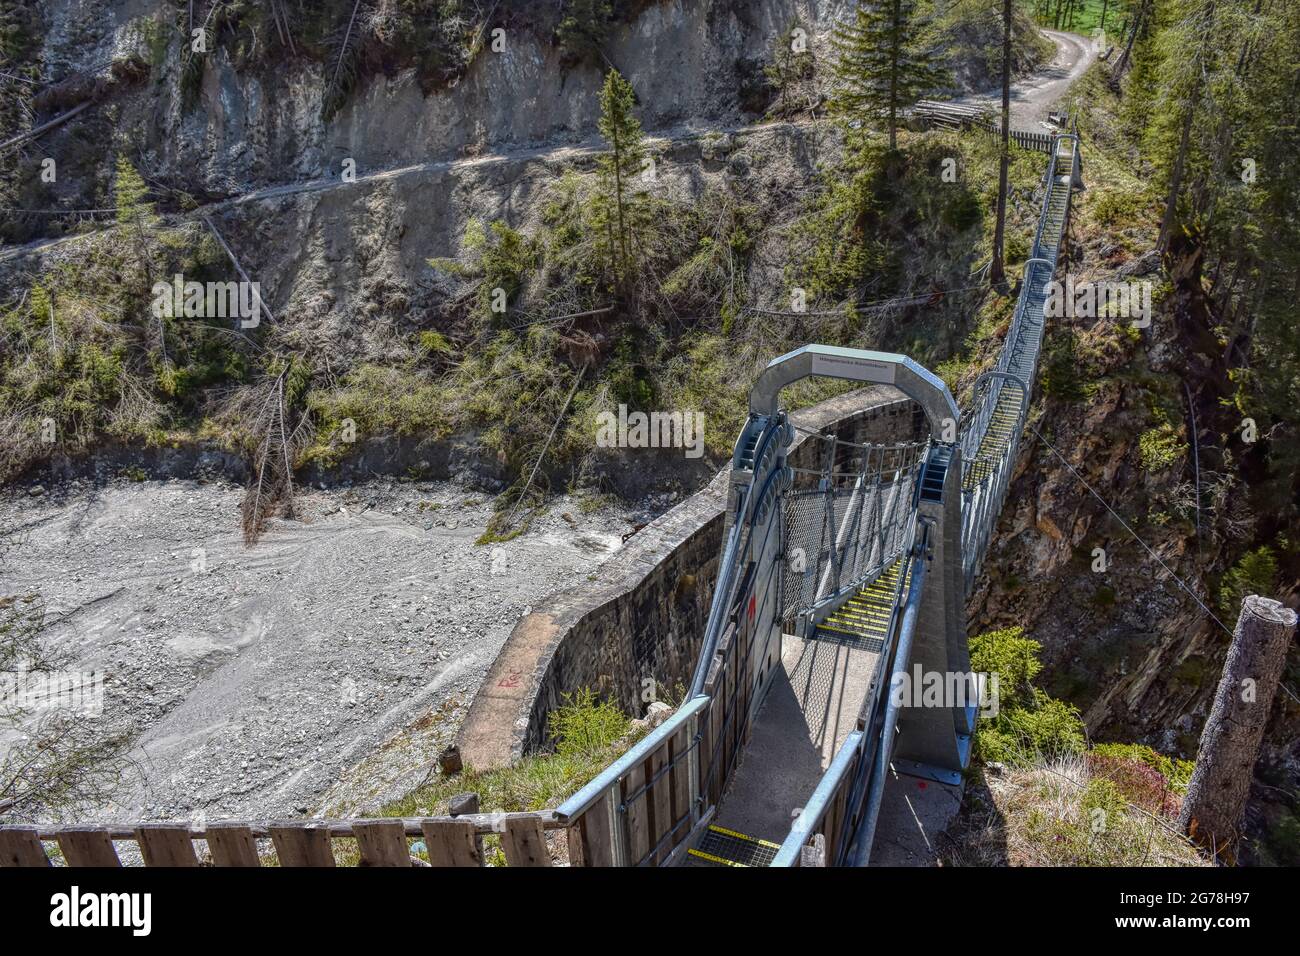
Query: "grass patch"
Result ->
[[380, 689, 647, 818]]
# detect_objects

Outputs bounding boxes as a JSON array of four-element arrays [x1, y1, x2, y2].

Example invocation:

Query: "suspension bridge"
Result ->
[[553, 128, 1082, 868], [0, 130, 1080, 868]]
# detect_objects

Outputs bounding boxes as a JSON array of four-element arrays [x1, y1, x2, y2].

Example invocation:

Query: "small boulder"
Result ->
[[439, 744, 463, 776], [645, 701, 673, 728]]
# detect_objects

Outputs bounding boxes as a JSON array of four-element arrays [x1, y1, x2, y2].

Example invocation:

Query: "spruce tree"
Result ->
[[830, 0, 948, 150], [593, 69, 648, 290], [114, 154, 159, 289]]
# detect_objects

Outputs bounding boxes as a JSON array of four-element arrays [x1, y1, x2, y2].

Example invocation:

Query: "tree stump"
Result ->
[[1178, 595, 1297, 861]]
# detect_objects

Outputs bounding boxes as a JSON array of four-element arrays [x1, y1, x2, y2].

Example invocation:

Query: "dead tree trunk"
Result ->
[[1178, 595, 1297, 861]]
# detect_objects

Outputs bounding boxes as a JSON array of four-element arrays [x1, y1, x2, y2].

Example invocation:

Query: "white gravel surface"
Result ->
[[0, 476, 658, 821]]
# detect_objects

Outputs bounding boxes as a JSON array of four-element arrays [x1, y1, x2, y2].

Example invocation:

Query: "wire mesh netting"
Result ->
[[780, 439, 925, 621]]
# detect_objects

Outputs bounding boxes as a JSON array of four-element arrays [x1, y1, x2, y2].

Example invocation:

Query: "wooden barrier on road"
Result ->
[[910, 102, 1056, 154]]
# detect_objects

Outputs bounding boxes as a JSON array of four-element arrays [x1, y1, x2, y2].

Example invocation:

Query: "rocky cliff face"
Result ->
[[20, 0, 852, 201], [964, 182, 1300, 860]]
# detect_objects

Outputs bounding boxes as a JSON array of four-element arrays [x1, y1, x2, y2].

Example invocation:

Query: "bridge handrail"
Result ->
[[772, 527, 928, 866], [1031, 136, 1064, 257], [770, 729, 864, 866], [555, 694, 711, 822], [847, 527, 931, 866], [688, 415, 789, 698], [957, 134, 1077, 587]]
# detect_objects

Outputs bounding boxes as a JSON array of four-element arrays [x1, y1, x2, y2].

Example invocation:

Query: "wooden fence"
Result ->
[[559, 567, 769, 866], [0, 812, 564, 867], [910, 101, 1056, 153]]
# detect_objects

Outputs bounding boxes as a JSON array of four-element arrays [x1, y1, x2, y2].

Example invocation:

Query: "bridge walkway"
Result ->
[[964, 170, 1070, 490], [688, 560, 909, 865]]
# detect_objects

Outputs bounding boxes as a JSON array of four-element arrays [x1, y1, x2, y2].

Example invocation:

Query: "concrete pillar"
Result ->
[[893, 444, 970, 782]]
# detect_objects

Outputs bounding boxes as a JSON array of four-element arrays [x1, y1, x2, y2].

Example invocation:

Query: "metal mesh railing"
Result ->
[[958, 133, 1077, 591], [779, 438, 927, 621]]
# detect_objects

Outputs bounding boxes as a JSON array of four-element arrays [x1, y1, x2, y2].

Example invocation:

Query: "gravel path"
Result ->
[[957, 29, 1098, 125], [0, 478, 656, 821]]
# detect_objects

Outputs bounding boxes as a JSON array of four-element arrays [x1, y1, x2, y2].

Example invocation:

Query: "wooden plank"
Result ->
[[353, 819, 411, 867], [421, 818, 481, 867], [723, 645, 738, 777], [801, 833, 827, 868], [501, 815, 551, 867], [269, 823, 335, 867], [647, 740, 674, 865], [701, 654, 722, 694], [204, 823, 260, 867], [823, 755, 856, 865], [565, 824, 586, 867], [0, 827, 50, 867], [56, 828, 121, 867], [573, 796, 615, 867], [135, 825, 199, 867], [668, 724, 690, 836], [703, 692, 722, 804], [622, 759, 650, 865]]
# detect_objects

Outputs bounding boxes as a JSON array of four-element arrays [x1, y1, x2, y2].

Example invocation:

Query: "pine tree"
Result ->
[[1153, 0, 1219, 251], [593, 69, 649, 290], [1119, 12, 1161, 143], [113, 154, 159, 292], [113, 154, 156, 227], [764, 20, 814, 117], [830, 0, 948, 150]]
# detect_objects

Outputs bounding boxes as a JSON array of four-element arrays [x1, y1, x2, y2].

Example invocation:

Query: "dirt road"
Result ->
[[958, 29, 1098, 125]]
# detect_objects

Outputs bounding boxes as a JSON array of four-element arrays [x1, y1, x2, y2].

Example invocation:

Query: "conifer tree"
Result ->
[[114, 154, 159, 289], [830, 0, 948, 150], [593, 69, 649, 290]]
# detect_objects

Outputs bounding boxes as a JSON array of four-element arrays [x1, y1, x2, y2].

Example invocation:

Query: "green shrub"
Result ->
[[1139, 423, 1186, 471], [970, 626, 1086, 765], [379, 688, 645, 826], [1218, 546, 1279, 616], [1090, 188, 1148, 229], [548, 688, 632, 757], [1091, 742, 1194, 792]]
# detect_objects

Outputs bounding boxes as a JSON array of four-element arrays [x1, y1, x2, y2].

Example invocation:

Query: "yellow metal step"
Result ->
[[687, 825, 780, 867]]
